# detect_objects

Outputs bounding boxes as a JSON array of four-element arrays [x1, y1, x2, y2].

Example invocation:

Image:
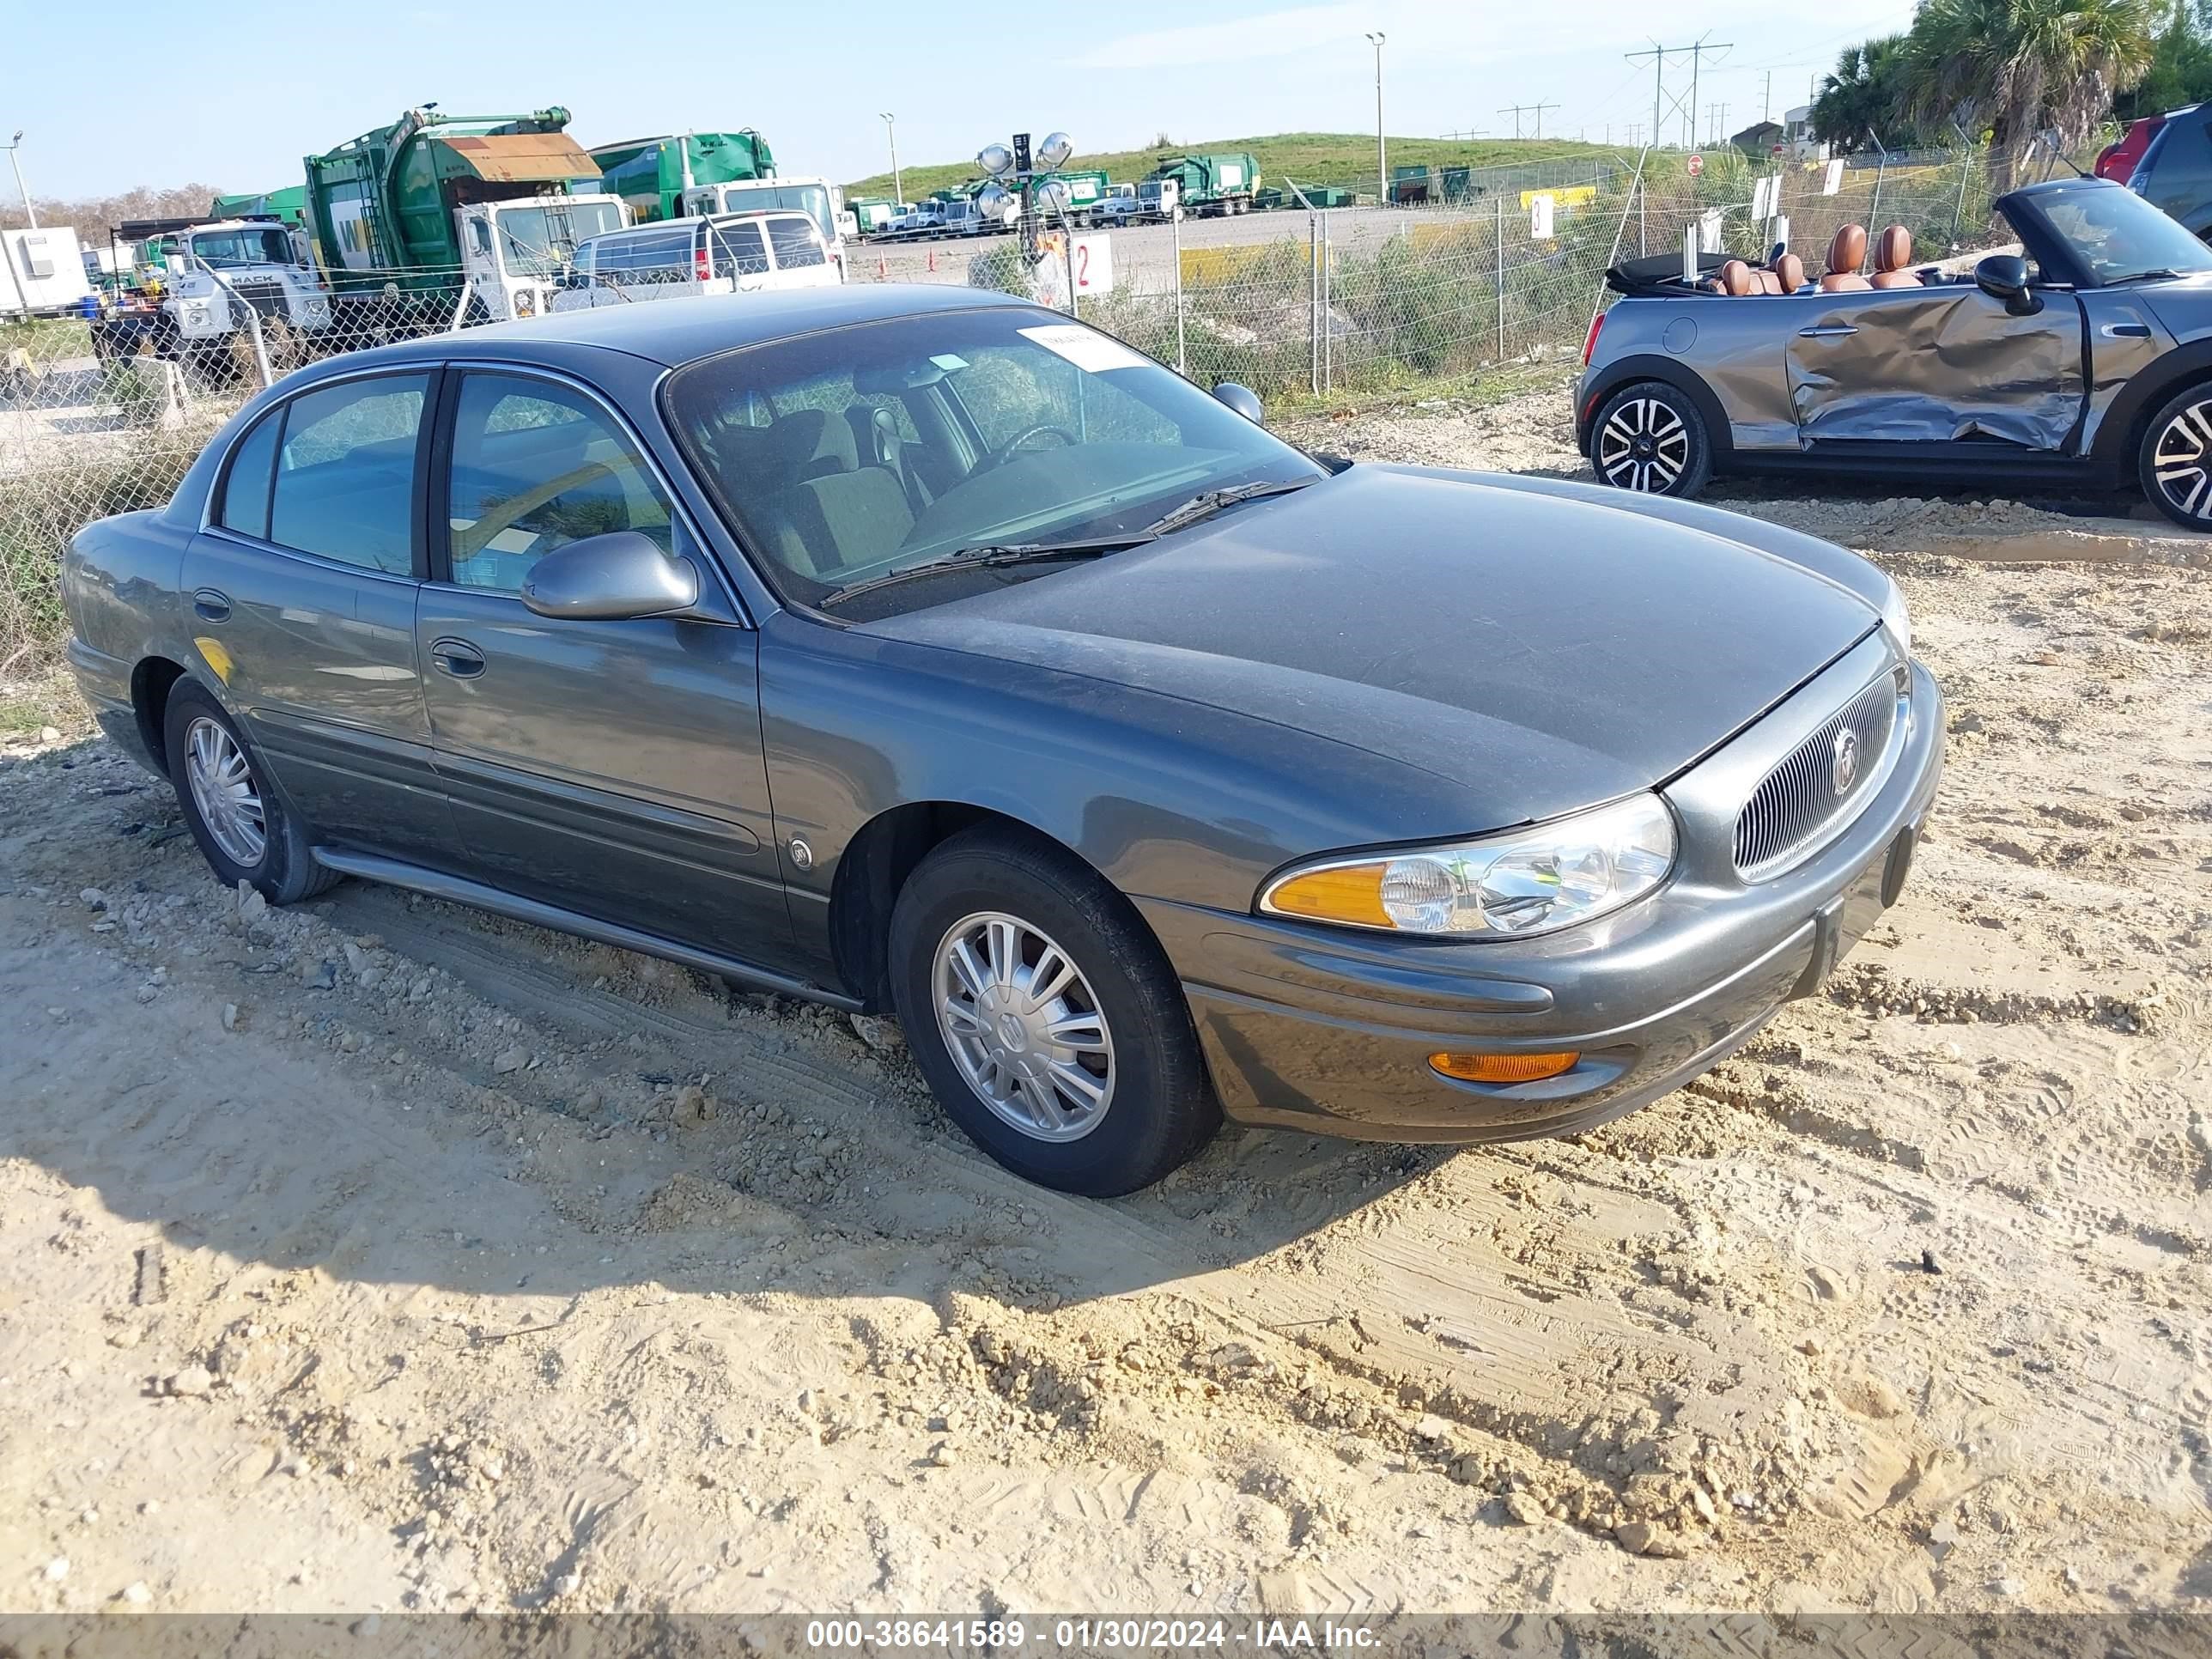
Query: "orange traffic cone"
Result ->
[[876, 256, 886, 279], [927, 249, 937, 272]]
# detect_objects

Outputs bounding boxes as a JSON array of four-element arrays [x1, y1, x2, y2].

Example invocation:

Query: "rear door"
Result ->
[[1785, 284, 2088, 450], [179, 368, 457, 861], [415, 366, 794, 966], [709, 218, 772, 295], [763, 215, 838, 289]]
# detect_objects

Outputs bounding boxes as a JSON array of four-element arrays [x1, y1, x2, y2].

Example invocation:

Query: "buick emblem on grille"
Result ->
[[1830, 727, 1860, 797]]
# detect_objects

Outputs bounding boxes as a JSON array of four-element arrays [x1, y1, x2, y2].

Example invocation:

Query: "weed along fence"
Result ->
[[3, 147, 1999, 665]]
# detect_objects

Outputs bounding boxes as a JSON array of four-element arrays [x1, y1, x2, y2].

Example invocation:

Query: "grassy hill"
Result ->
[[843, 131, 1617, 202]]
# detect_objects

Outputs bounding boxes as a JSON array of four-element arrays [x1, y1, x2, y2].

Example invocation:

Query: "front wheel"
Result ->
[[1590, 381, 1712, 499], [2138, 383, 2212, 528], [890, 828, 1219, 1195]]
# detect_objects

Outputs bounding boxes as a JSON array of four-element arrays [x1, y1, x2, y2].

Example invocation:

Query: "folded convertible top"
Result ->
[[1604, 251, 1731, 296]]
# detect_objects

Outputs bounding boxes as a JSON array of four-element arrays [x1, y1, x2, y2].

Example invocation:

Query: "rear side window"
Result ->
[[216, 409, 281, 540], [767, 216, 826, 269], [594, 228, 694, 278], [714, 221, 769, 277], [267, 374, 428, 575]]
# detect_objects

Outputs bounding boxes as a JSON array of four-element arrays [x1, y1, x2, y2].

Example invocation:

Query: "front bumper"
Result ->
[[1143, 638, 1943, 1143]]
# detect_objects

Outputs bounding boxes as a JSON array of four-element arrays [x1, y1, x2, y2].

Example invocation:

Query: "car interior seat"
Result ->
[[1819, 225, 1872, 292], [843, 403, 934, 520], [1869, 226, 1921, 288], [1717, 259, 1757, 295], [1772, 252, 1806, 294]]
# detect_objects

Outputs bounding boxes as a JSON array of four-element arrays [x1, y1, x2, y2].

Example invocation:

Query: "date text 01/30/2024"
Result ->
[[803, 1618, 1382, 1650]]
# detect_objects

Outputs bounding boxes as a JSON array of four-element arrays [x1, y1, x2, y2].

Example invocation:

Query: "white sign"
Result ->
[[1823, 158, 1845, 196], [1528, 193, 1556, 240], [1018, 322, 1147, 372], [1752, 175, 1780, 218], [1697, 209, 1725, 255], [1069, 232, 1114, 295]]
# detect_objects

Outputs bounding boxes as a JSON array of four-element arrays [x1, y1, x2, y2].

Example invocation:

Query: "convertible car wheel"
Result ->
[[2140, 385, 2212, 528], [890, 827, 1220, 1196], [1591, 382, 1712, 499]]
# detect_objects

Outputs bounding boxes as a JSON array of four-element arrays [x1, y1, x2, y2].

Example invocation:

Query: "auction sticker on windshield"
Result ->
[[1018, 325, 1149, 373]]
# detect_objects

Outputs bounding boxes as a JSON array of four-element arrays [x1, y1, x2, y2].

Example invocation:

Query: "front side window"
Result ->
[[267, 374, 428, 574], [594, 229, 692, 282], [446, 374, 676, 593], [666, 307, 1316, 612], [765, 216, 827, 269]]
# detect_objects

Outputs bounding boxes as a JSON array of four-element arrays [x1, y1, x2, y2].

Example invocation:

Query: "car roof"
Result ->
[[326, 284, 1037, 371]]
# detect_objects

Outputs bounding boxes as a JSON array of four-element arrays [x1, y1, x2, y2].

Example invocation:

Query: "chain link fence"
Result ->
[[4, 147, 2004, 665]]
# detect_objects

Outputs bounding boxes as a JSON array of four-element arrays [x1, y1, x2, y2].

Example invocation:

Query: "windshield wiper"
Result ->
[[1141, 476, 1321, 538], [817, 534, 1153, 610], [2106, 269, 2183, 286]]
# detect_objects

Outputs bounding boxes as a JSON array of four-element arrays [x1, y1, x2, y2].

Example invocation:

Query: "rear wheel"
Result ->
[[890, 827, 1218, 1195], [163, 679, 337, 905], [1590, 380, 1712, 499], [2139, 383, 2212, 528]]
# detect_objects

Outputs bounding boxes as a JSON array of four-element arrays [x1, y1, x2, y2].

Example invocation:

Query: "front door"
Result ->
[[1786, 284, 2088, 450], [416, 367, 793, 967], [180, 368, 457, 862]]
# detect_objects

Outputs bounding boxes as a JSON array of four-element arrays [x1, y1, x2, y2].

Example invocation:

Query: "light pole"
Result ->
[[878, 112, 902, 206], [1364, 32, 1386, 207], [3, 132, 33, 229]]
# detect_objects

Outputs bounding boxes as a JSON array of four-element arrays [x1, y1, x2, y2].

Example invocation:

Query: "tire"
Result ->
[[2137, 382, 2212, 528], [1589, 380, 1713, 499], [890, 827, 1219, 1196], [162, 679, 337, 905]]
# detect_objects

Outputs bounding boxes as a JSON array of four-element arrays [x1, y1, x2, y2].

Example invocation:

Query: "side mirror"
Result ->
[[1212, 381, 1265, 424], [1975, 253, 2040, 316], [520, 531, 702, 622]]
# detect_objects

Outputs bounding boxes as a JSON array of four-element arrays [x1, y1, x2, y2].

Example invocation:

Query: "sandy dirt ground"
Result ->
[[2, 384, 2208, 1620]]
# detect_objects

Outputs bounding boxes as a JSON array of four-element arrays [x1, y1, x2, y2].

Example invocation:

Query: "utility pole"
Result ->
[[1364, 32, 1387, 207], [1762, 70, 1772, 124], [1624, 38, 1732, 150], [1707, 102, 1728, 145], [3, 132, 33, 229], [1498, 101, 1560, 140], [878, 112, 902, 204]]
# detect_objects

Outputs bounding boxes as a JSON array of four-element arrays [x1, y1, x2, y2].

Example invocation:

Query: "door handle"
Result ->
[[1796, 324, 1858, 337], [429, 638, 486, 679], [191, 587, 231, 623], [2102, 322, 2153, 338]]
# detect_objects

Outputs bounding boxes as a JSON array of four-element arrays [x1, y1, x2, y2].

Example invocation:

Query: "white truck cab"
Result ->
[[143, 221, 333, 344], [452, 194, 629, 322]]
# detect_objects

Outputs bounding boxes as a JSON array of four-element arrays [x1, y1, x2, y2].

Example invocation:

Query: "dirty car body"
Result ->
[[64, 285, 1942, 1194], [1577, 178, 2212, 527]]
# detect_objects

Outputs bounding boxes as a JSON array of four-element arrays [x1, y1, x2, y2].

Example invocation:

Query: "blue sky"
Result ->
[[9, 0, 1918, 203]]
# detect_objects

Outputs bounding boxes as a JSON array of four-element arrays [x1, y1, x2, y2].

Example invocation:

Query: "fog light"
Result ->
[[1429, 1050, 1579, 1084]]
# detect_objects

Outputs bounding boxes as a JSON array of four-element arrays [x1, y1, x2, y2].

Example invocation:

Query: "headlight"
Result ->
[[1880, 578, 1911, 660], [1259, 794, 1677, 939]]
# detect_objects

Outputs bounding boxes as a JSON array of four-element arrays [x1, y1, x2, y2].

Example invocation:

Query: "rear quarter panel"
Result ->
[[1591, 296, 1801, 453]]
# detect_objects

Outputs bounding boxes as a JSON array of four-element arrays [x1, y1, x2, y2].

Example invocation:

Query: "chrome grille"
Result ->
[[228, 282, 286, 320], [1734, 670, 1904, 879]]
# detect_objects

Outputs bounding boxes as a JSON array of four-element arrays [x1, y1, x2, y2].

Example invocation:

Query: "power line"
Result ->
[[1497, 101, 1561, 140], [1624, 36, 1735, 149], [1706, 102, 1729, 144]]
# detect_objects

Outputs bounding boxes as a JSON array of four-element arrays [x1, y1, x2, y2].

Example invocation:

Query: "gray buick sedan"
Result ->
[[63, 286, 1942, 1195]]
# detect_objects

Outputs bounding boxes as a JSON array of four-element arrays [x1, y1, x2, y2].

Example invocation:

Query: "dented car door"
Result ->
[[1786, 285, 2088, 449]]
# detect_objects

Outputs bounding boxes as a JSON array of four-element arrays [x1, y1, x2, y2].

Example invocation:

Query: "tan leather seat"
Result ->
[[1819, 225, 1871, 293], [1717, 259, 1756, 296], [1772, 252, 1806, 294], [1869, 225, 1921, 289]]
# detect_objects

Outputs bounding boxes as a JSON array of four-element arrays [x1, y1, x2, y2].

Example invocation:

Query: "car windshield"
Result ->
[[2036, 185, 2212, 283], [666, 307, 1319, 617], [187, 228, 297, 268], [497, 203, 625, 277]]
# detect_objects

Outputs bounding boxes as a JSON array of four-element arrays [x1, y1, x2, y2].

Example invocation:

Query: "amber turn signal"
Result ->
[[1428, 1050, 1580, 1084]]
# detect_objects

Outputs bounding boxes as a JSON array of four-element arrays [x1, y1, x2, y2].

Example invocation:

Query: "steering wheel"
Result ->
[[983, 423, 1078, 471]]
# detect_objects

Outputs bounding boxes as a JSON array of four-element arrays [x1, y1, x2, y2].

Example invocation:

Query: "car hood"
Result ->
[[870, 465, 1879, 827]]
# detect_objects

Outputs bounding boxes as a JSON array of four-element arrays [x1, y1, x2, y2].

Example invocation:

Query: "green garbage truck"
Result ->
[[1148, 152, 1261, 216], [302, 106, 629, 326], [585, 131, 775, 222]]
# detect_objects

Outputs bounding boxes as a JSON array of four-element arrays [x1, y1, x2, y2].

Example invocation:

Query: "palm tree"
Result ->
[[1814, 36, 1915, 148], [1902, 0, 2157, 191]]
